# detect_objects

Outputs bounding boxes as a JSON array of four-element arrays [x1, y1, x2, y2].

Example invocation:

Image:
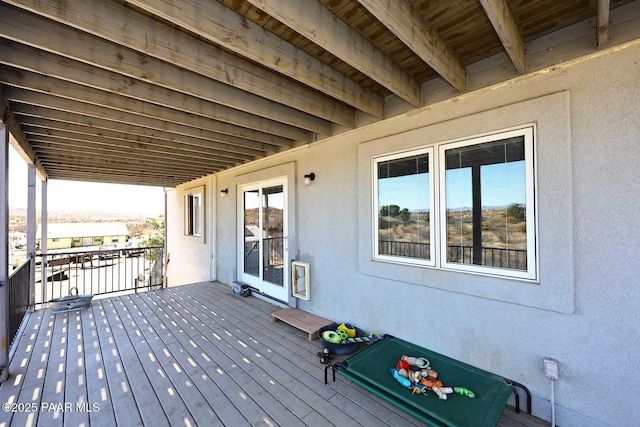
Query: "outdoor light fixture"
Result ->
[[304, 173, 315, 186], [220, 188, 228, 197]]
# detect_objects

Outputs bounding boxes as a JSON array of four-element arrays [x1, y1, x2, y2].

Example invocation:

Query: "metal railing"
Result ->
[[379, 240, 527, 270], [447, 245, 527, 270], [379, 240, 430, 259], [8, 255, 32, 348], [35, 246, 164, 304]]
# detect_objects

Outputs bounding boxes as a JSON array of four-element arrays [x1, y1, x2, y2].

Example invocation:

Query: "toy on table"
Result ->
[[390, 354, 476, 400]]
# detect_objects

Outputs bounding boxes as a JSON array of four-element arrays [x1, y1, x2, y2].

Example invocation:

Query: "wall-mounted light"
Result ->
[[304, 173, 315, 186], [220, 188, 228, 197]]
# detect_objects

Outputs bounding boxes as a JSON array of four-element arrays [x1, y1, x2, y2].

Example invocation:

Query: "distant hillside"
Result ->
[[8, 207, 160, 238]]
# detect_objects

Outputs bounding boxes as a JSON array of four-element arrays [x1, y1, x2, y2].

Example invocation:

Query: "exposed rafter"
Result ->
[[0, 43, 315, 141], [246, 0, 422, 106], [479, 0, 526, 73], [0, 83, 47, 180], [357, 0, 466, 92], [118, 0, 386, 118], [597, 0, 611, 47], [5, 89, 291, 149]]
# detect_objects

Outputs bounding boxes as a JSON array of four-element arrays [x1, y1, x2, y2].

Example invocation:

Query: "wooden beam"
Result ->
[[5, 89, 291, 149], [357, 0, 466, 91], [479, 0, 526, 73], [38, 162, 201, 182], [15, 110, 271, 157], [597, 0, 611, 48], [0, 86, 47, 180], [0, 47, 315, 141], [43, 169, 186, 187], [3, 0, 383, 119], [24, 131, 241, 167], [37, 152, 222, 175], [245, 0, 422, 106], [0, 69, 311, 143], [0, 36, 333, 136]]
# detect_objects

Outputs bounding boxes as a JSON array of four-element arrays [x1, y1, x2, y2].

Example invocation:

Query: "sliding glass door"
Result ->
[[238, 178, 288, 301]]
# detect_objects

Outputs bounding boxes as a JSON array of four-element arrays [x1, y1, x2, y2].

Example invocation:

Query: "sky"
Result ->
[[7, 144, 165, 217], [379, 161, 526, 212]]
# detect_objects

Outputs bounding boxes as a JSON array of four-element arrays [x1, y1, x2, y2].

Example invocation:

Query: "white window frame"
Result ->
[[438, 126, 538, 280], [372, 147, 435, 267], [184, 186, 204, 238], [371, 125, 538, 281]]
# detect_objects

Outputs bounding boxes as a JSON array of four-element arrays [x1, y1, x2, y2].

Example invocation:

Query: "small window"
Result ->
[[184, 187, 204, 237], [93, 237, 103, 245], [374, 148, 434, 266]]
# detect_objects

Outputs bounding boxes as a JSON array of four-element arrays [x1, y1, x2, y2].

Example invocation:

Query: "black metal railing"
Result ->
[[263, 236, 284, 285], [379, 240, 527, 270], [8, 255, 33, 348], [379, 240, 430, 259], [447, 245, 527, 270], [35, 246, 164, 304]]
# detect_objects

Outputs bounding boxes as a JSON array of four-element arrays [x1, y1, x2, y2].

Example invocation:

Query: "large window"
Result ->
[[373, 126, 537, 280]]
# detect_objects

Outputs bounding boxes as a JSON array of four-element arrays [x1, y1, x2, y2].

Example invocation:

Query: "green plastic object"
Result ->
[[337, 337, 513, 427]]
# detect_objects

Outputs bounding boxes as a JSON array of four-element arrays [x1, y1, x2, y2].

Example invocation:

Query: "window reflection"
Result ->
[[445, 136, 527, 270], [377, 153, 430, 261]]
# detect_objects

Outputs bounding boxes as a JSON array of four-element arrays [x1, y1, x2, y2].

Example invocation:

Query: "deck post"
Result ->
[[27, 164, 36, 308], [0, 124, 10, 382], [41, 178, 47, 304]]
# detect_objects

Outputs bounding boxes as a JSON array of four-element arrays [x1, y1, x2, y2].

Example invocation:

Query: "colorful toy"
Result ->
[[432, 386, 453, 400], [401, 355, 430, 369], [321, 330, 343, 344], [454, 387, 476, 398], [390, 357, 476, 402], [390, 368, 412, 388], [341, 333, 381, 344], [337, 323, 356, 338], [397, 359, 410, 370]]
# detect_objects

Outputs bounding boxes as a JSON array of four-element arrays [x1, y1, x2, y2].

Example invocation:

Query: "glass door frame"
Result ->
[[236, 176, 289, 302]]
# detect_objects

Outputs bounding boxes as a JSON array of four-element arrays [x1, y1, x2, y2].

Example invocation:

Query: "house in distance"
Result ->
[[35, 222, 130, 250]]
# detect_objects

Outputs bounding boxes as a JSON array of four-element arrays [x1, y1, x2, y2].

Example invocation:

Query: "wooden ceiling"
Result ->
[[0, 0, 634, 187]]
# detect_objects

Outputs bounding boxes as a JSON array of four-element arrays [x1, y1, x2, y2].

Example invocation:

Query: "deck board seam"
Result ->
[[170, 288, 415, 425], [119, 293, 240, 427], [109, 298, 188, 426], [91, 300, 145, 426], [187, 283, 458, 426], [139, 290, 297, 426]]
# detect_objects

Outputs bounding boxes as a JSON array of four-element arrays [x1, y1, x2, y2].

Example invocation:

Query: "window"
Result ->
[[373, 126, 537, 280], [374, 148, 434, 266], [440, 127, 536, 279], [184, 187, 204, 237]]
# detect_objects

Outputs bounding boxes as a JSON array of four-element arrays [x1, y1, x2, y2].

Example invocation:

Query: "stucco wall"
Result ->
[[166, 175, 213, 286], [172, 42, 640, 426]]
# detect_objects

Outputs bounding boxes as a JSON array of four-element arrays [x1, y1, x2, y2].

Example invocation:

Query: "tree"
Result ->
[[380, 204, 401, 217], [398, 208, 410, 223], [141, 215, 165, 260], [506, 203, 526, 222]]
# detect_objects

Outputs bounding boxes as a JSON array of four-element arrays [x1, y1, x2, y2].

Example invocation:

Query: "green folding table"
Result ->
[[325, 336, 529, 427]]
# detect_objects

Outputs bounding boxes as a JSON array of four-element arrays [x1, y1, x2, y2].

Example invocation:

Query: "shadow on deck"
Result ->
[[0, 281, 548, 427]]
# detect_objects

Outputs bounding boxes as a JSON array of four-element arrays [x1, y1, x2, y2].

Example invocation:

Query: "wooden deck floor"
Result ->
[[0, 282, 548, 427]]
